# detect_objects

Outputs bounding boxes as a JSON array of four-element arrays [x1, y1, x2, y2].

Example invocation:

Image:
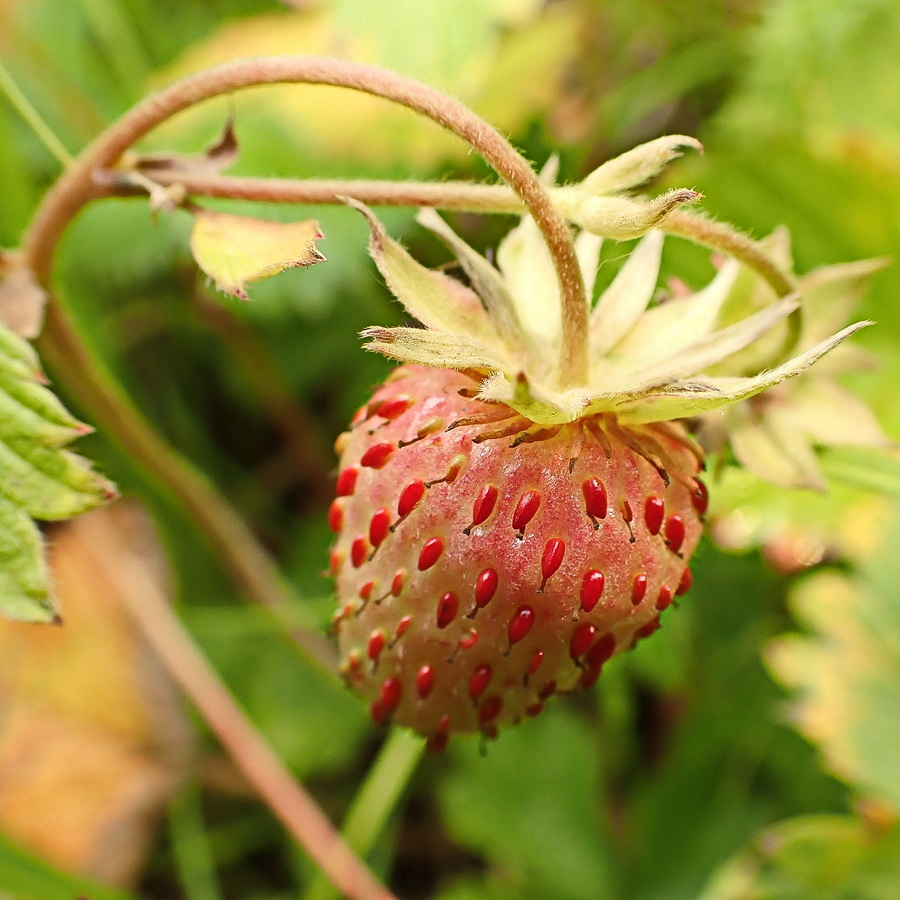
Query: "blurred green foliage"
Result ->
[[1, 0, 900, 898]]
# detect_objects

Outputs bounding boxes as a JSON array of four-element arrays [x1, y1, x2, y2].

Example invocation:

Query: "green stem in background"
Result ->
[[110, 170, 798, 301], [38, 302, 338, 674], [0, 59, 73, 167], [303, 729, 426, 900], [192, 289, 335, 506], [169, 783, 225, 900]]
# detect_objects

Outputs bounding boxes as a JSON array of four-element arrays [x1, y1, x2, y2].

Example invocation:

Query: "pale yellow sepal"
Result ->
[[557, 189, 702, 240], [590, 230, 663, 356], [415, 209, 530, 360], [190, 210, 325, 299], [731, 407, 827, 491], [610, 257, 741, 364], [361, 326, 511, 371], [579, 135, 704, 194], [611, 321, 872, 424]]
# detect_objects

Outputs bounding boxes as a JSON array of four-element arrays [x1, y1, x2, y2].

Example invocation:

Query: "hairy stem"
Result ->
[[105, 171, 798, 300], [663, 210, 796, 297], [24, 55, 588, 383], [78, 510, 397, 900]]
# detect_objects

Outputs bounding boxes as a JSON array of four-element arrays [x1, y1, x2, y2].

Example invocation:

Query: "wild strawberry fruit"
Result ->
[[332, 364, 704, 745], [330, 139, 868, 745]]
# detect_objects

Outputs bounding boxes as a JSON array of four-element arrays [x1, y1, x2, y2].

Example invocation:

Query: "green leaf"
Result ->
[[0, 492, 55, 623], [438, 706, 614, 900], [0, 832, 133, 900], [700, 815, 900, 900], [0, 320, 114, 623], [190, 210, 326, 300], [765, 516, 900, 811]]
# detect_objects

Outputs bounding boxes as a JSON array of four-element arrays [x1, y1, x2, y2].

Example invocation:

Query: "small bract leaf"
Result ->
[[561, 189, 701, 240], [361, 326, 510, 371], [132, 116, 239, 177], [190, 210, 326, 299], [348, 200, 501, 350], [416, 209, 530, 359], [612, 321, 871, 423], [580, 134, 703, 194], [0, 252, 48, 340]]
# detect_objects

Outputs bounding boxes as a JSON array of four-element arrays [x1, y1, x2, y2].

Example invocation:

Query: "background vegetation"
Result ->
[[1, 1, 899, 898]]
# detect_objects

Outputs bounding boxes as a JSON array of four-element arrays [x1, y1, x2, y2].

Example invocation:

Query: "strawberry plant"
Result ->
[[2, 3, 900, 899]]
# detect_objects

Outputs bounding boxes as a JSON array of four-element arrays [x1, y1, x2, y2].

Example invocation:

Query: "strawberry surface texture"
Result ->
[[331, 365, 705, 747]]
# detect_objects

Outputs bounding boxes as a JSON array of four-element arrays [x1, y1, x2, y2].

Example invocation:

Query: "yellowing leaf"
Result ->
[[765, 517, 900, 811], [700, 815, 900, 900], [190, 210, 326, 300], [0, 503, 191, 886]]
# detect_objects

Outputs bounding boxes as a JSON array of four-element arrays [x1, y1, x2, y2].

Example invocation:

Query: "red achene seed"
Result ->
[[656, 584, 674, 610], [479, 696, 503, 724], [470, 484, 499, 528], [351, 536, 368, 568], [512, 490, 541, 532], [541, 538, 566, 580], [692, 479, 709, 515], [588, 633, 616, 666], [631, 574, 648, 604], [676, 567, 693, 595], [416, 665, 435, 699], [418, 537, 444, 570], [582, 477, 608, 521], [377, 395, 412, 420], [474, 568, 498, 608], [436, 592, 459, 628], [335, 465, 359, 497], [367, 630, 385, 660], [379, 677, 402, 712], [469, 664, 492, 699], [666, 514, 686, 552], [328, 500, 343, 533], [507, 606, 535, 645], [645, 496, 665, 535], [570, 622, 597, 658], [369, 508, 391, 547], [397, 480, 426, 517], [580, 570, 605, 612], [360, 442, 394, 469]]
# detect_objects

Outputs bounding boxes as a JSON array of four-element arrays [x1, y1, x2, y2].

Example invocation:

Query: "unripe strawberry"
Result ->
[[330, 140, 867, 745]]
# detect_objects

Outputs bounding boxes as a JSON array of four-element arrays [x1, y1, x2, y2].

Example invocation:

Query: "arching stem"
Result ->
[[23, 55, 589, 385]]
